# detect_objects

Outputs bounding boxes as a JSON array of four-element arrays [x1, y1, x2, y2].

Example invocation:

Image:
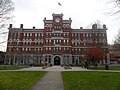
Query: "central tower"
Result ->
[[43, 13, 72, 65]]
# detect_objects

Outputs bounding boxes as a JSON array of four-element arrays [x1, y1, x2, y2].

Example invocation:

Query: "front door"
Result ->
[[54, 56, 60, 65]]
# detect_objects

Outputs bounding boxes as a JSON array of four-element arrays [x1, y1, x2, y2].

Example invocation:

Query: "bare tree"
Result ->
[[85, 20, 103, 29], [112, 0, 120, 9], [94, 20, 103, 29], [85, 20, 109, 69], [0, 0, 14, 48], [0, 0, 14, 30], [108, 0, 120, 14], [113, 29, 120, 49]]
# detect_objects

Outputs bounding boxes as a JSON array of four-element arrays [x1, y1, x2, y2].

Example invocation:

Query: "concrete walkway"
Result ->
[[29, 71, 64, 90], [19, 66, 88, 71], [1, 66, 120, 72]]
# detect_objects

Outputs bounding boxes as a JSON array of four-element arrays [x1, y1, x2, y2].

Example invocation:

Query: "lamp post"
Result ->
[[33, 57, 35, 64], [105, 51, 109, 70]]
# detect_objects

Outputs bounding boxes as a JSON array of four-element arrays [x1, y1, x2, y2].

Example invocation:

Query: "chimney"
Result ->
[[43, 17, 46, 22], [80, 27, 83, 29], [44, 17, 46, 20], [9, 24, 12, 28], [94, 24, 97, 29], [69, 17, 72, 22], [92, 24, 97, 29], [69, 18, 71, 20], [103, 24, 107, 29], [20, 24, 23, 28], [33, 26, 35, 29]]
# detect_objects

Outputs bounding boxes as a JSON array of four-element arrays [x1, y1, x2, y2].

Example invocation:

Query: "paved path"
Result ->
[[19, 66, 88, 71], [1, 66, 120, 72], [29, 71, 64, 90]]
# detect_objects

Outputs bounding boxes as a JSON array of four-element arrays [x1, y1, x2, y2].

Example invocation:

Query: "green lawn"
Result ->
[[0, 65, 29, 70], [97, 65, 120, 70], [62, 71, 120, 90], [0, 71, 46, 90]]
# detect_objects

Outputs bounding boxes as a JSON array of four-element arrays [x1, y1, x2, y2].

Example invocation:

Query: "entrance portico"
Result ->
[[53, 55, 62, 65]]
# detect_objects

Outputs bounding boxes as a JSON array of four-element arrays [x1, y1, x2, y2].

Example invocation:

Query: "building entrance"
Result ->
[[54, 56, 61, 65]]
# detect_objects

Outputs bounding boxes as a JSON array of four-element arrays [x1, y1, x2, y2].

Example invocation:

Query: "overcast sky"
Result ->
[[0, 0, 120, 51]]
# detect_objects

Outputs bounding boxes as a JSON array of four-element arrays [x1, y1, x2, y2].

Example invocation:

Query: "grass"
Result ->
[[97, 65, 120, 70], [0, 71, 46, 90], [0, 65, 29, 70], [62, 71, 120, 90]]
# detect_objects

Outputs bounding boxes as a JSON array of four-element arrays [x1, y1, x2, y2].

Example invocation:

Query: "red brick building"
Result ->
[[5, 13, 108, 65], [108, 45, 120, 64]]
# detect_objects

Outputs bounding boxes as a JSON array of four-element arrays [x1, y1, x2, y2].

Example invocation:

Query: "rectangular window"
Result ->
[[38, 33, 40, 37], [64, 40, 65, 43], [56, 40, 58, 43], [83, 33, 85, 37], [64, 33, 65, 36], [75, 33, 77, 37], [46, 47, 48, 50], [99, 33, 101, 36], [59, 40, 61, 43], [46, 33, 48, 36], [49, 47, 51, 50], [30, 33, 32, 36], [35, 33, 37, 37], [72, 33, 74, 37], [84, 42, 86, 46], [59, 47, 61, 50], [41, 33, 43, 37], [26, 33, 28, 37], [90, 33, 92, 37], [21, 48, 24, 52], [50, 26, 52, 30], [34, 48, 36, 52], [54, 40, 55, 44], [24, 33, 25, 36], [18, 33, 20, 38], [25, 33, 27, 37], [67, 40, 69, 42], [78, 33, 80, 37], [14, 33, 16, 39], [86, 33, 88, 37], [95, 33, 97, 36], [9, 32, 12, 38]]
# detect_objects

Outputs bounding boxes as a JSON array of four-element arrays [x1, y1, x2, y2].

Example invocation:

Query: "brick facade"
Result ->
[[5, 13, 108, 65]]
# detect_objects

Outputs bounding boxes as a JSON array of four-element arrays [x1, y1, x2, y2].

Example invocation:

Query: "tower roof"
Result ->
[[52, 13, 63, 17]]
